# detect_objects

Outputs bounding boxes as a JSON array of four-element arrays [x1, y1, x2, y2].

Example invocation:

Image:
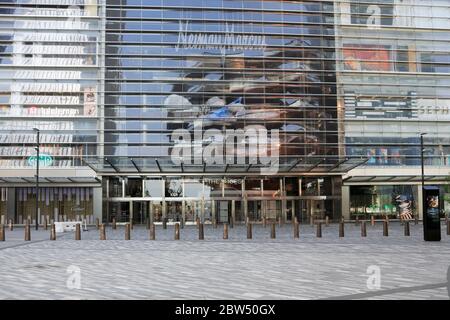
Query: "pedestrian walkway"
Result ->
[[0, 222, 448, 300]]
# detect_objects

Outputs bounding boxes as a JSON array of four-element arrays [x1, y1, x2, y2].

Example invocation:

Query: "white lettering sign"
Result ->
[[176, 22, 267, 54], [417, 99, 450, 120]]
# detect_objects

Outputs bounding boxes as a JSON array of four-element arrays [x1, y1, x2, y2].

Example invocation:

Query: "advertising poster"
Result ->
[[84, 87, 97, 117], [343, 44, 392, 71]]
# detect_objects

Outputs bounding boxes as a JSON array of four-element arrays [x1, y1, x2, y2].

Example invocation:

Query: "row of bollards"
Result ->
[[1, 219, 448, 241]]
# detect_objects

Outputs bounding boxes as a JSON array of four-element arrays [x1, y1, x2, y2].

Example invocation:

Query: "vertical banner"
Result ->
[[84, 87, 97, 116]]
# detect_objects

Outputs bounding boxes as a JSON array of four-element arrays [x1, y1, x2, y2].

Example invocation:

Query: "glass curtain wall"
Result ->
[[336, 0, 450, 166], [104, 0, 338, 171], [0, 0, 102, 169]]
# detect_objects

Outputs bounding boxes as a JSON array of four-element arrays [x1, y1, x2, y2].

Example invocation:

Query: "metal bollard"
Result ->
[[339, 221, 344, 237], [316, 222, 322, 238], [50, 223, 56, 240], [404, 221, 410, 236], [43, 216, 48, 230], [149, 223, 155, 240], [383, 220, 389, 236], [95, 218, 99, 229], [198, 223, 204, 240], [293, 220, 299, 239], [361, 221, 367, 237], [112, 218, 116, 230], [75, 223, 81, 240], [196, 217, 200, 228], [163, 218, 167, 230], [8, 219, 13, 231], [0, 224, 4, 241], [371, 215, 375, 226], [247, 222, 252, 239], [125, 223, 131, 240], [25, 221, 31, 241], [385, 215, 390, 225], [325, 216, 329, 226], [223, 223, 228, 240], [270, 223, 276, 239], [100, 224, 106, 240], [174, 223, 180, 240]]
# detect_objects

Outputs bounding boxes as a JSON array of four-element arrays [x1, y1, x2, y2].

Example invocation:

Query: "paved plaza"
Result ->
[[0, 222, 449, 300]]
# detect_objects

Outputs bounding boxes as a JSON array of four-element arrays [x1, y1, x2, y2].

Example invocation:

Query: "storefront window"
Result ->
[[245, 179, 262, 197], [303, 178, 319, 196], [184, 179, 203, 198], [165, 178, 183, 197], [15, 187, 93, 223], [0, 187, 7, 221], [350, 185, 417, 219], [203, 178, 222, 198], [109, 177, 122, 197], [284, 177, 299, 196], [144, 179, 163, 197], [125, 177, 142, 197], [263, 178, 281, 197], [223, 178, 242, 197]]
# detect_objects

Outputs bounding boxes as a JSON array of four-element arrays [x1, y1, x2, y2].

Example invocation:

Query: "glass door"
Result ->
[[184, 200, 201, 223], [217, 200, 231, 223], [247, 200, 262, 222], [110, 201, 129, 223], [132, 201, 147, 225], [264, 200, 281, 221], [306, 199, 326, 221], [166, 201, 182, 222], [150, 201, 164, 222]]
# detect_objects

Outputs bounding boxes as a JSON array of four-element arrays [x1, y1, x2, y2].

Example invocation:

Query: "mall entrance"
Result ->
[[103, 177, 342, 224]]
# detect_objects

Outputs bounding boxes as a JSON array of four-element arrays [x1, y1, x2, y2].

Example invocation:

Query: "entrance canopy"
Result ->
[[0, 167, 100, 186], [82, 156, 369, 176], [343, 165, 450, 184]]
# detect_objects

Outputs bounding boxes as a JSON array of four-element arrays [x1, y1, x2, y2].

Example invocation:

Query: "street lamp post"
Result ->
[[33, 128, 40, 230]]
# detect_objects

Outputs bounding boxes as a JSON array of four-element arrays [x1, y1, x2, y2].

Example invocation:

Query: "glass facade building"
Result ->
[[335, 0, 450, 220], [0, 0, 102, 223], [1, 0, 449, 225], [100, 0, 348, 225]]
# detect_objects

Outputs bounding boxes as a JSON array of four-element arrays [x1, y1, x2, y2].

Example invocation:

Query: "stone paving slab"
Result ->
[[0, 222, 448, 300]]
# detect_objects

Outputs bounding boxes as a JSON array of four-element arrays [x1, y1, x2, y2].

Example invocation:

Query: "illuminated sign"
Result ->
[[27, 154, 53, 167]]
